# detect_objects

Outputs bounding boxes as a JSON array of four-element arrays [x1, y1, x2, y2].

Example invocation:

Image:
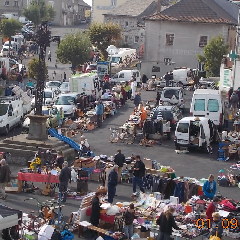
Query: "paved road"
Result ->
[[0, 26, 239, 227]]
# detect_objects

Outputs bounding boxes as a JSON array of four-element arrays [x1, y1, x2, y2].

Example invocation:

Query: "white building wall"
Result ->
[[142, 20, 229, 78]]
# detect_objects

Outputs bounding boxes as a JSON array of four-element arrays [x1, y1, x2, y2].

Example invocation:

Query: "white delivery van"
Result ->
[[69, 72, 102, 98], [111, 69, 141, 84], [190, 89, 223, 126], [173, 68, 192, 86], [108, 48, 137, 67], [0, 96, 24, 135], [160, 87, 184, 108], [174, 117, 216, 152]]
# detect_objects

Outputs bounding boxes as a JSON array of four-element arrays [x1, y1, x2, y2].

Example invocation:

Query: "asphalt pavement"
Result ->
[[0, 26, 239, 234]]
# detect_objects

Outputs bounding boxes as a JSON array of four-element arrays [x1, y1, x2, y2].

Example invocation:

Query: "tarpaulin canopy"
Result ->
[[0, 204, 22, 230]]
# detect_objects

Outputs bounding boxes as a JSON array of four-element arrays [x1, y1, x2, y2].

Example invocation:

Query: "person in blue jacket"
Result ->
[[107, 165, 118, 204], [203, 174, 217, 200], [95, 100, 104, 127]]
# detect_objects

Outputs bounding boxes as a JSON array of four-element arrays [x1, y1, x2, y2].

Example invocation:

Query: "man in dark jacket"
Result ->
[[132, 155, 145, 193], [134, 92, 141, 108], [108, 165, 118, 204], [0, 159, 11, 200], [59, 161, 71, 203], [114, 150, 125, 183]]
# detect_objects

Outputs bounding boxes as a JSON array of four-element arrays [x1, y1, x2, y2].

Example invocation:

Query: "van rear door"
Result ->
[[192, 98, 206, 117], [207, 98, 221, 125], [176, 122, 189, 145]]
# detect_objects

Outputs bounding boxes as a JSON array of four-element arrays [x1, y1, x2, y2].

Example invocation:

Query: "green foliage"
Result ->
[[23, 0, 55, 26], [56, 32, 91, 69], [88, 22, 122, 59], [28, 58, 48, 80], [197, 36, 228, 77], [0, 19, 22, 39]]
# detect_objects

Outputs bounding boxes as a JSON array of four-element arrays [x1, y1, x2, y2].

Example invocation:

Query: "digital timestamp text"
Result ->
[[195, 218, 239, 229]]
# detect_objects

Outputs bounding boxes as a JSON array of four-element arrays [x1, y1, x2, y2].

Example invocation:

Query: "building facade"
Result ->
[[104, 0, 158, 54], [0, 0, 91, 26], [92, 0, 128, 23], [142, 0, 238, 78]]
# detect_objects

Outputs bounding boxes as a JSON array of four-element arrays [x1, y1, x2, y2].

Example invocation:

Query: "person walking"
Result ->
[[63, 72, 67, 82], [114, 150, 125, 183], [156, 207, 181, 240], [95, 101, 104, 127], [141, 74, 148, 90], [0, 159, 11, 200], [57, 107, 64, 128], [59, 161, 71, 203], [124, 82, 131, 99], [132, 155, 145, 193], [123, 203, 135, 239], [107, 165, 118, 204], [229, 91, 239, 113], [134, 92, 141, 108], [203, 174, 217, 200], [130, 78, 137, 99], [55, 151, 64, 169], [47, 50, 52, 62]]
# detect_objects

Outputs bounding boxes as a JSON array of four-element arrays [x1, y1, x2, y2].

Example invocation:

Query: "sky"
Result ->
[[84, 0, 92, 6]]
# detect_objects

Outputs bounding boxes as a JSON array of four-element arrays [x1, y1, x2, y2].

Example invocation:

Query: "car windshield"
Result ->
[[177, 123, 189, 133], [55, 96, 74, 105], [111, 57, 120, 63], [47, 82, 61, 87], [0, 105, 8, 116], [60, 83, 68, 89], [152, 110, 173, 121], [164, 89, 179, 99], [44, 92, 52, 98]]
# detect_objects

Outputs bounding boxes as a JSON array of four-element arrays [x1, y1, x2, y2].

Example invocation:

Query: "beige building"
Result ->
[[0, 0, 29, 16], [142, 0, 238, 78], [92, 0, 128, 23]]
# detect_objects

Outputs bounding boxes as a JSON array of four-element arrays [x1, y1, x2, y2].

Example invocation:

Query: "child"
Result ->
[[124, 203, 135, 239]]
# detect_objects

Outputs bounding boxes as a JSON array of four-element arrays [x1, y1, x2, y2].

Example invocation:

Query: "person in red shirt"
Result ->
[[206, 197, 220, 220]]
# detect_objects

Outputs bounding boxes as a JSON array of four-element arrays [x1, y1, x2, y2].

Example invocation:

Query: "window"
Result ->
[[111, 0, 117, 6], [208, 99, 219, 112], [199, 36, 208, 47], [124, 36, 128, 43], [119, 73, 124, 78], [177, 123, 189, 133], [14, 1, 18, 6], [134, 36, 139, 43], [125, 21, 129, 27], [194, 99, 205, 111], [5, 1, 10, 6], [166, 34, 174, 46]]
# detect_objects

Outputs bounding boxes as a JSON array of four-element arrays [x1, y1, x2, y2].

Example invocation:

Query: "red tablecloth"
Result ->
[[86, 207, 115, 224], [18, 172, 59, 183]]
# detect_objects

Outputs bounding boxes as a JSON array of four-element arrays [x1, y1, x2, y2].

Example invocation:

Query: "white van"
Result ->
[[0, 96, 24, 135], [190, 89, 223, 126], [160, 87, 184, 108], [173, 68, 192, 86], [111, 70, 141, 84], [174, 117, 216, 152]]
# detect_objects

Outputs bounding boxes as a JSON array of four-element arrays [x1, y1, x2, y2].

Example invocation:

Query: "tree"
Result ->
[[197, 36, 228, 77], [23, 0, 55, 26], [88, 22, 122, 59], [56, 32, 91, 70], [0, 19, 22, 55], [28, 58, 48, 80]]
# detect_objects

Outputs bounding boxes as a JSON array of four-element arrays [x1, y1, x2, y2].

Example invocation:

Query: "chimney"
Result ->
[[157, 0, 162, 14]]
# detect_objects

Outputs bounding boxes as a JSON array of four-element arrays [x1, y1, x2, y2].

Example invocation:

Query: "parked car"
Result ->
[[46, 81, 62, 90], [22, 107, 58, 131], [160, 87, 184, 109], [59, 82, 70, 93], [31, 89, 57, 107], [174, 117, 216, 152], [53, 93, 80, 118], [150, 105, 182, 129]]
